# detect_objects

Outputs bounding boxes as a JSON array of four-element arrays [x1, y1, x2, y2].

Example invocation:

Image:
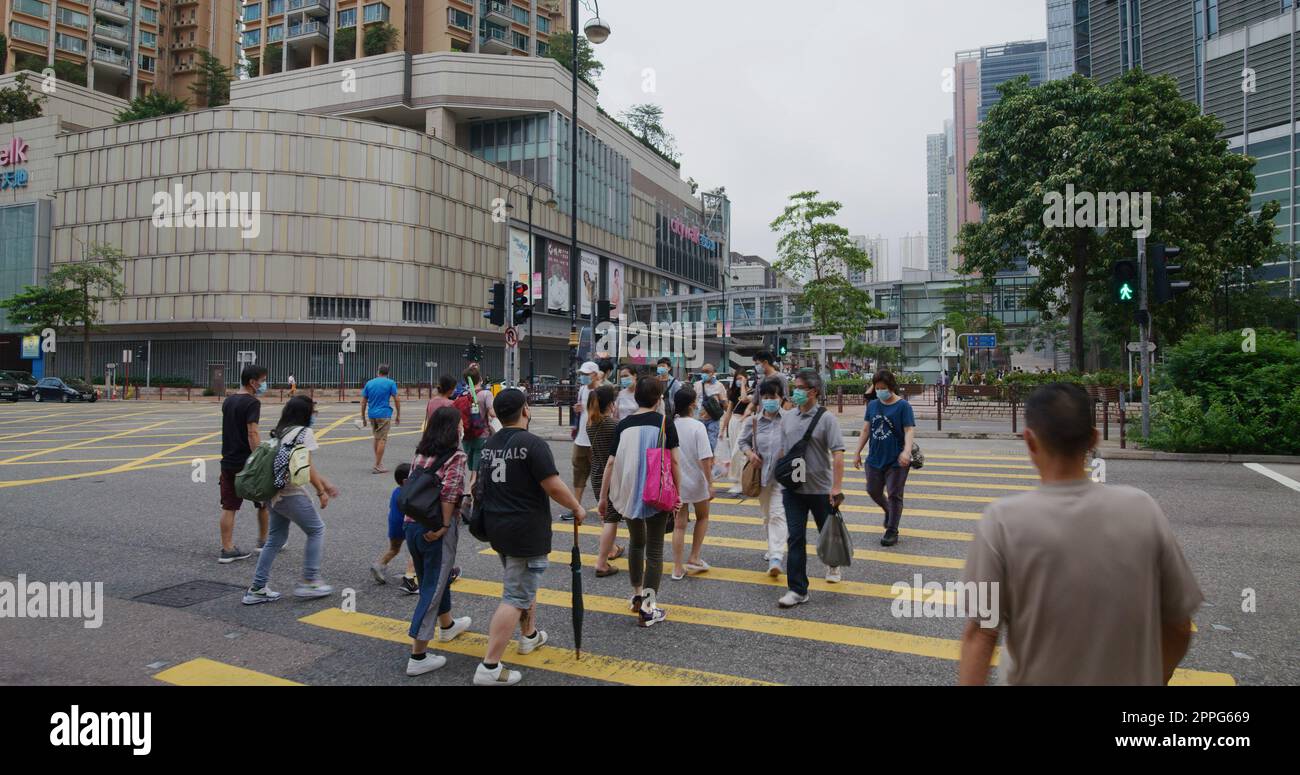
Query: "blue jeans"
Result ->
[[252, 493, 325, 589], [405, 519, 458, 641], [782, 489, 832, 597], [704, 419, 720, 451]]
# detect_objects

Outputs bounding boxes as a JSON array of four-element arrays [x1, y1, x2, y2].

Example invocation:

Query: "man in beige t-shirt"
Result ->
[[959, 383, 1203, 686]]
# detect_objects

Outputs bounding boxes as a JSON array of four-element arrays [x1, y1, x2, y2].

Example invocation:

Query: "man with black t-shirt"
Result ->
[[217, 365, 271, 563], [474, 389, 585, 686]]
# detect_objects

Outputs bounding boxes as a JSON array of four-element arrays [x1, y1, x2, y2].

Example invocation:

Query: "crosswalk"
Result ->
[[157, 453, 1234, 687]]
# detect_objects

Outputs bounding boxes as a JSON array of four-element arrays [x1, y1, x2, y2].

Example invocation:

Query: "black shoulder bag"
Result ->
[[774, 408, 826, 490], [398, 449, 457, 529]]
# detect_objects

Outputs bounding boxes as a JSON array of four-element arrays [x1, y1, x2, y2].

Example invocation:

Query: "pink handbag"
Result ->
[[642, 413, 679, 513]]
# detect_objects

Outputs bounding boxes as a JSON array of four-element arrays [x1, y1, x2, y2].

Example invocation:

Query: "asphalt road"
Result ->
[[0, 400, 1295, 686]]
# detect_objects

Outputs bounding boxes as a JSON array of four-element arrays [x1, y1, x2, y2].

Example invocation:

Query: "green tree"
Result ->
[[363, 22, 398, 56], [955, 69, 1278, 372], [263, 44, 283, 75], [770, 191, 883, 371], [0, 284, 79, 374], [115, 91, 188, 122], [52, 58, 87, 86], [189, 48, 232, 107], [0, 73, 46, 123], [0, 33, 8, 74], [545, 30, 603, 88], [245, 57, 260, 78], [334, 27, 357, 61], [49, 244, 128, 383], [619, 103, 679, 163]]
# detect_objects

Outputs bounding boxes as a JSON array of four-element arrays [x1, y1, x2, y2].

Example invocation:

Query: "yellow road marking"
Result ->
[[486, 549, 959, 604], [152, 658, 302, 686], [924, 454, 1031, 462], [115, 430, 221, 472], [446, 578, 1231, 686], [301, 608, 775, 686], [555, 524, 965, 569], [0, 410, 163, 442], [313, 414, 352, 440], [652, 500, 985, 522], [0, 419, 176, 464], [846, 469, 1040, 481], [0, 411, 62, 425], [917, 461, 1036, 471], [701, 511, 972, 542], [715, 481, 1031, 494]]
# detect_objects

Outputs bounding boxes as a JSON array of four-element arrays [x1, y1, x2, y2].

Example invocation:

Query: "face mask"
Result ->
[[792, 389, 809, 406], [657, 366, 669, 376], [620, 377, 634, 389], [762, 399, 780, 414], [876, 389, 893, 402], [256, 381, 267, 394], [308, 414, 317, 428], [579, 375, 591, 386], [706, 374, 716, 383]]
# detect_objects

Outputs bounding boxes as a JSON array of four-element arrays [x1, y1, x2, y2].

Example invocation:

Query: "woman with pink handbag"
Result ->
[[597, 374, 682, 627]]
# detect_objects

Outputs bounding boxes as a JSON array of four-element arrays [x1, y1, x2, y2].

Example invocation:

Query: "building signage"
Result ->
[[21, 335, 40, 359], [0, 137, 30, 190], [670, 217, 717, 251]]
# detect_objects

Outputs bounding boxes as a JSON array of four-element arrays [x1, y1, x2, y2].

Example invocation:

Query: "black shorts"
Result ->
[[219, 468, 264, 512]]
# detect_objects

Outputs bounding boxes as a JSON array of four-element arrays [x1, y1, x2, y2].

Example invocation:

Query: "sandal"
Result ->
[[595, 566, 620, 578], [608, 545, 626, 561]]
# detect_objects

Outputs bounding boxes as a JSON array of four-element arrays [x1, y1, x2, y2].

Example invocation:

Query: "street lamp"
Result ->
[[504, 181, 556, 391], [568, 0, 610, 414]]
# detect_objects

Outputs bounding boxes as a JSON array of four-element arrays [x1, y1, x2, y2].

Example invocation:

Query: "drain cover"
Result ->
[[133, 580, 245, 608]]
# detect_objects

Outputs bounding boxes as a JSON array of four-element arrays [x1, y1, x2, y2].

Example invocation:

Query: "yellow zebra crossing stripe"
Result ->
[[300, 608, 775, 686], [701, 511, 973, 542], [152, 658, 303, 686]]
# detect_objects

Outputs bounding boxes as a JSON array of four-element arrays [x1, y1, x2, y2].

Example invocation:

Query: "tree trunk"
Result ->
[[1069, 241, 1088, 373]]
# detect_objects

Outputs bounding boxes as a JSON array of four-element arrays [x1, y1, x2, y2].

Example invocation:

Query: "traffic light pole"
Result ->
[[1138, 236, 1151, 439]]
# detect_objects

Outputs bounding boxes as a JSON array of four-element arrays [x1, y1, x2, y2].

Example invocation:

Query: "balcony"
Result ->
[[289, 0, 330, 17], [174, 15, 197, 27], [480, 25, 510, 54], [92, 46, 129, 72], [483, 1, 512, 26], [93, 0, 130, 23], [362, 2, 390, 24], [93, 23, 129, 45], [286, 20, 327, 48]]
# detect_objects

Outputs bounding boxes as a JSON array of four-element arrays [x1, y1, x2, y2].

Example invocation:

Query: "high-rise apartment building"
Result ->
[[926, 130, 948, 272], [1083, 0, 1297, 296], [899, 233, 928, 275], [952, 49, 981, 267], [239, 0, 567, 77], [2, 0, 238, 102]]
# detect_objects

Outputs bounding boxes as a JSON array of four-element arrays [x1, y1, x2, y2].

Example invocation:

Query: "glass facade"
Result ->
[[1119, 0, 1142, 72], [1074, 0, 1091, 77], [1246, 134, 1300, 294], [655, 211, 722, 290], [468, 113, 553, 194], [0, 203, 50, 333], [979, 40, 1047, 122]]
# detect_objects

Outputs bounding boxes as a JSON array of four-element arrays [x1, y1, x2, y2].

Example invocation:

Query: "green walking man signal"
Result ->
[[1112, 259, 1139, 304]]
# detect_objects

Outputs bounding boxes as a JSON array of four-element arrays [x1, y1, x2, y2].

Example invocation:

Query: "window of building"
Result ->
[[140, 7, 157, 24], [512, 4, 529, 25], [242, 29, 261, 47], [308, 297, 372, 321], [402, 302, 437, 324], [57, 7, 89, 29], [448, 7, 471, 30], [363, 3, 389, 24], [14, 0, 48, 20], [536, 40, 549, 57], [245, 3, 262, 22], [512, 31, 529, 50], [537, 15, 550, 33], [139, 54, 155, 72], [10, 21, 49, 45], [269, 0, 284, 15], [56, 33, 86, 54], [140, 30, 156, 47], [267, 25, 284, 42], [1207, 0, 1218, 36], [339, 8, 356, 27]]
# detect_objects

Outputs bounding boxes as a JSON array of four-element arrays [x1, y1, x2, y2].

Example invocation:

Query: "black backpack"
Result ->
[[397, 449, 457, 529], [703, 394, 725, 421], [465, 428, 524, 542], [774, 408, 826, 490]]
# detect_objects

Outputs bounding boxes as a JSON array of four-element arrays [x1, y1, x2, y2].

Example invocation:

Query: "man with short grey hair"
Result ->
[[777, 369, 846, 608]]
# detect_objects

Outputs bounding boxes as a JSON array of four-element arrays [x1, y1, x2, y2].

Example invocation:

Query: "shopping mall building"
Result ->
[[0, 52, 729, 386]]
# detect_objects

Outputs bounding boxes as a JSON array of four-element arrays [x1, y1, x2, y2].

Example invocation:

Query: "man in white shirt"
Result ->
[[695, 362, 728, 451], [562, 361, 604, 522]]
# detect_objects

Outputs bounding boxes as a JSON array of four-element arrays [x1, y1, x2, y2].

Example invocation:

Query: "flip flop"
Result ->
[[595, 566, 620, 578], [608, 545, 626, 561]]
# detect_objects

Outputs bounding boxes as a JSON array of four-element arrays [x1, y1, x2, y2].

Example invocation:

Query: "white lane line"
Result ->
[[1243, 463, 1300, 494]]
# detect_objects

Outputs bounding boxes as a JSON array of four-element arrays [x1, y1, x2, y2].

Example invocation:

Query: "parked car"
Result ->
[[0, 372, 18, 402], [0, 369, 37, 400], [32, 377, 98, 402]]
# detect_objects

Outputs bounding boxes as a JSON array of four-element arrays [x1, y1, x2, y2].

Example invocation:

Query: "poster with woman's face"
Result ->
[[580, 251, 599, 317], [607, 260, 623, 320], [546, 242, 570, 313]]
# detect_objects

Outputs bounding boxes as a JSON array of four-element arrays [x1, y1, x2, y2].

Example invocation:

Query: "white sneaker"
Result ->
[[778, 590, 809, 608], [405, 653, 447, 676], [241, 586, 281, 605], [825, 567, 842, 584], [727, 485, 742, 495], [437, 616, 472, 642], [517, 628, 548, 655], [474, 662, 523, 686], [767, 558, 782, 577]]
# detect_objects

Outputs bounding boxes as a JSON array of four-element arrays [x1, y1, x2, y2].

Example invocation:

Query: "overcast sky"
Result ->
[[592, 0, 1047, 262]]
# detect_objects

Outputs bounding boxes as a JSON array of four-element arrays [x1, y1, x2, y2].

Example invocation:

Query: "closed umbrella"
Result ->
[[570, 519, 585, 659]]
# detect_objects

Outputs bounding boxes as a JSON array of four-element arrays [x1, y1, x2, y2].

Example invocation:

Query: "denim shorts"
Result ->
[[500, 554, 549, 609]]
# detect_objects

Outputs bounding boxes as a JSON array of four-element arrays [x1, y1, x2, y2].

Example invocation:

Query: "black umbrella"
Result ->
[[570, 518, 585, 660]]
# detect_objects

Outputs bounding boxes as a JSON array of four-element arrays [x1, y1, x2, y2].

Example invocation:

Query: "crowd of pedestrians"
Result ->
[[213, 350, 1202, 686]]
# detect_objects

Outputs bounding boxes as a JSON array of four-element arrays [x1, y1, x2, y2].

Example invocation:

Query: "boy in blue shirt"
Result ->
[[372, 464, 420, 595]]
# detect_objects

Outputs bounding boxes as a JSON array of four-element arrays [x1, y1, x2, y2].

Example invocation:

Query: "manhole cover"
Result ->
[[133, 580, 245, 608]]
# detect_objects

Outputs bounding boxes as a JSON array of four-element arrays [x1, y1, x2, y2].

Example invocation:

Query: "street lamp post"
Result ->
[[505, 181, 555, 391], [568, 0, 610, 416]]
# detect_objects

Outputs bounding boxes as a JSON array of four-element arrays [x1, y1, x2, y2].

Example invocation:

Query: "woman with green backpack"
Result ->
[[242, 396, 340, 605]]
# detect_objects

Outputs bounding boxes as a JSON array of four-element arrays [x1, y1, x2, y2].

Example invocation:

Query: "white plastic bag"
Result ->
[[712, 436, 733, 479]]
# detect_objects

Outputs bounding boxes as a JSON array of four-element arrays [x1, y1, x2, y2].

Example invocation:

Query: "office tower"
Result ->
[[978, 39, 1047, 121], [1047, 0, 1090, 80], [899, 232, 928, 274], [926, 130, 948, 272], [952, 49, 981, 261], [3, 0, 239, 102], [240, 0, 568, 77]]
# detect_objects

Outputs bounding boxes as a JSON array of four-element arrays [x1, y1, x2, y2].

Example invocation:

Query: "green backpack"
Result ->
[[234, 438, 280, 502]]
